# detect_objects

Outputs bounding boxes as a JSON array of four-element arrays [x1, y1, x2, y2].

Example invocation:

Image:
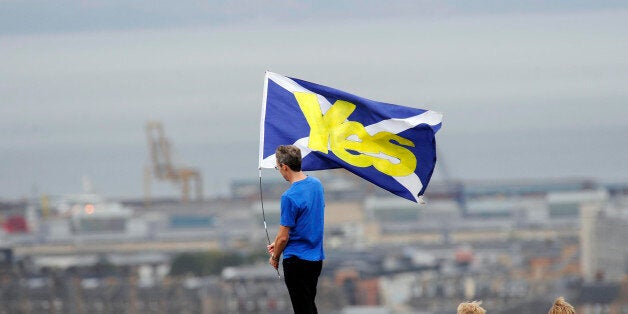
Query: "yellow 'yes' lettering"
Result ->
[[294, 92, 417, 177]]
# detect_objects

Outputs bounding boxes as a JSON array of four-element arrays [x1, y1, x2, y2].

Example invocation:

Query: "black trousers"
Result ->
[[282, 256, 323, 314]]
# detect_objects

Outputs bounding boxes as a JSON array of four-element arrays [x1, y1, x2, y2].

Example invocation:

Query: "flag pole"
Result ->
[[258, 71, 280, 278], [259, 168, 281, 279]]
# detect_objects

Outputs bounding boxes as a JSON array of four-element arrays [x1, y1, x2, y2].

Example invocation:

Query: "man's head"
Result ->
[[275, 145, 302, 172], [549, 297, 575, 314], [457, 301, 486, 314]]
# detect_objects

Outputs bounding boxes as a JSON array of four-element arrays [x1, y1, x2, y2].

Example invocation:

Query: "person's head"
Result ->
[[275, 145, 302, 172], [549, 297, 575, 314], [457, 301, 486, 314]]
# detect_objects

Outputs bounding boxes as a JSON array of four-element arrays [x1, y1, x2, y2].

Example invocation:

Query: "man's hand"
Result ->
[[267, 242, 279, 269], [269, 255, 279, 269], [268, 225, 289, 271], [267, 242, 275, 256]]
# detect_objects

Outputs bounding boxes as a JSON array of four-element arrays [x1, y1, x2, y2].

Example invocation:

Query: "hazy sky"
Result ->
[[1, 1, 627, 199]]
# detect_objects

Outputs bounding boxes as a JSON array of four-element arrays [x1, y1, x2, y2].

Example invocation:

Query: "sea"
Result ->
[[2, 126, 627, 200]]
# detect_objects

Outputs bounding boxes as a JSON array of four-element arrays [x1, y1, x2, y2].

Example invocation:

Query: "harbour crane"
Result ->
[[144, 121, 203, 205]]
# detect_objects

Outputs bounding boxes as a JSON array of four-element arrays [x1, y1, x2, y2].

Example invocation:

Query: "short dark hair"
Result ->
[[275, 145, 302, 171]]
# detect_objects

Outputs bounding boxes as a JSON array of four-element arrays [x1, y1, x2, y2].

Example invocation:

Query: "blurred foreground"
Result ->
[[1, 172, 628, 314]]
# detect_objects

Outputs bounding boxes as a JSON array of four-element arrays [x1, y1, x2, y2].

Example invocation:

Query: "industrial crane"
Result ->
[[144, 121, 203, 205]]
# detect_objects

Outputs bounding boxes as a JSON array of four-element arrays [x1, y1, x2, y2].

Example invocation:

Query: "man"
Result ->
[[548, 297, 575, 314], [267, 145, 325, 314], [457, 301, 486, 314]]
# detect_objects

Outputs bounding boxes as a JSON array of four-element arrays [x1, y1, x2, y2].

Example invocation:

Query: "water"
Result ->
[[1, 126, 627, 200]]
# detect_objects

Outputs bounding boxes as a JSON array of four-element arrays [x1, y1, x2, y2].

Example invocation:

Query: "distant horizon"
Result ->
[[3, 125, 627, 201]]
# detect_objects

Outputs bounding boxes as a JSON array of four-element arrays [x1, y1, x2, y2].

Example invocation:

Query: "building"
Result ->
[[580, 202, 628, 282]]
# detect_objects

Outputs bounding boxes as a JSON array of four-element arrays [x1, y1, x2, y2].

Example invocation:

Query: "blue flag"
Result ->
[[259, 72, 443, 202]]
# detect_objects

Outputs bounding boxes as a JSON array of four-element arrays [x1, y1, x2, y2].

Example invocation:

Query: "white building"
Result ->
[[580, 201, 628, 282]]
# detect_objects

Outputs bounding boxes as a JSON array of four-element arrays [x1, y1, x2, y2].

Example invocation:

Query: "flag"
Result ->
[[259, 71, 443, 202]]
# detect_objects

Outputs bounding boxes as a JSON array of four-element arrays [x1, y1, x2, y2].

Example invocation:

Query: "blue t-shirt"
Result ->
[[280, 176, 325, 261]]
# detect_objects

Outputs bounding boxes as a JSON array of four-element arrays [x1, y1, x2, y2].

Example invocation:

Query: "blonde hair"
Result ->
[[457, 301, 486, 314], [549, 297, 575, 314]]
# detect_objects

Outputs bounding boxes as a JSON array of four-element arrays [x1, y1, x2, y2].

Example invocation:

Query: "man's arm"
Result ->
[[268, 225, 290, 269]]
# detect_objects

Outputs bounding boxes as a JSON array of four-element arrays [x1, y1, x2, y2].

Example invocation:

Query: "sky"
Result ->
[[1, 1, 627, 200]]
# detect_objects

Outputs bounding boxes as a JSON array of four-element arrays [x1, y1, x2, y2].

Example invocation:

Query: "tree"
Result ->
[[170, 251, 254, 276]]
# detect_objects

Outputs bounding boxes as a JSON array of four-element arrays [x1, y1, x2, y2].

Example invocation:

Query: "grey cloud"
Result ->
[[2, 0, 628, 35]]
